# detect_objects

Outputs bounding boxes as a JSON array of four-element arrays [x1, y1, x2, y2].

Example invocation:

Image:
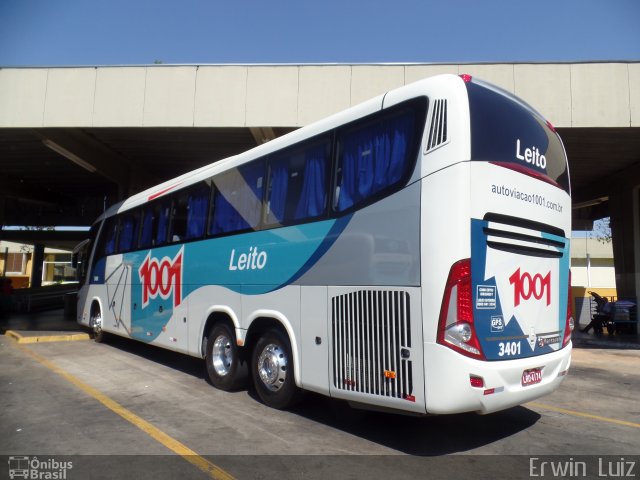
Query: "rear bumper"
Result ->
[[424, 342, 571, 414]]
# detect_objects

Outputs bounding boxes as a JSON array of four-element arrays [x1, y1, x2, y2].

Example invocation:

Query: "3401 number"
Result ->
[[498, 341, 521, 357]]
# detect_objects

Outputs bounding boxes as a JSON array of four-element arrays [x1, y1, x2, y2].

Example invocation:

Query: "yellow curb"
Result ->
[[5, 330, 90, 344]]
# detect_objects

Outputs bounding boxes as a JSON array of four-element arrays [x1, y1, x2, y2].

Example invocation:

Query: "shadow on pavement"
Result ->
[[83, 332, 541, 456], [288, 395, 541, 456], [8, 308, 638, 456]]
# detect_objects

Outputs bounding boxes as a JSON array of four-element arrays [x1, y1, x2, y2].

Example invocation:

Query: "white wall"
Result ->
[[571, 237, 616, 288], [1, 63, 637, 128]]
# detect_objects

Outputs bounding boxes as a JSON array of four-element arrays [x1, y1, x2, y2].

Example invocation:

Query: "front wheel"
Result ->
[[205, 323, 242, 391], [90, 307, 104, 343], [251, 329, 302, 409]]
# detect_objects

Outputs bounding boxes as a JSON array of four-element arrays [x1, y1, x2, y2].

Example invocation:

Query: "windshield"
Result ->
[[466, 80, 570, 194]]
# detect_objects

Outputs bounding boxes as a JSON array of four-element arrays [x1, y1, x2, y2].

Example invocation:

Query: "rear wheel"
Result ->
[[251, 328, 302, 409], [205, 323, 241, 391]]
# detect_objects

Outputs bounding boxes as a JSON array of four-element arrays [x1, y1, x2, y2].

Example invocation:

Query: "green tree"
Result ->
[[591, 217, 612, 244]]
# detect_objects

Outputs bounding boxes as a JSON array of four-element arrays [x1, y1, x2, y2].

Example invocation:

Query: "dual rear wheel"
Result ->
[[205, 324, 301, 409]]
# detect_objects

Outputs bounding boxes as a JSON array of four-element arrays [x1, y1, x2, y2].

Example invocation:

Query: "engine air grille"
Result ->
[[332, 290, 413, 400]]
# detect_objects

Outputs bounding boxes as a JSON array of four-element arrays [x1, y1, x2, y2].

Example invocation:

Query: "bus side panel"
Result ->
[[297, 183, 425, 412], [420, 163, 471, 343], [76, 283, 91, 326], [240, 285, 302, 383], [300, 286, 329, 394], [294, 182, 421, 288], [124, 247, 191, 353], [420, 163, 472, 412], [186, 285, 242, 358]]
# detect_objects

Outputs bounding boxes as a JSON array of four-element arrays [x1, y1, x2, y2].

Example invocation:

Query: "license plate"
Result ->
[[522, 368, 543, 386]]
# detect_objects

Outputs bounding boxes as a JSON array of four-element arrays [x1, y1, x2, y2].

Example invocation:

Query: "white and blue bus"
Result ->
[[75, 74, 573, 415]]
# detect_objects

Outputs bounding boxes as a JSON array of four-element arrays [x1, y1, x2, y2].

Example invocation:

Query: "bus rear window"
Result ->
[[466, 81, 570, 194]]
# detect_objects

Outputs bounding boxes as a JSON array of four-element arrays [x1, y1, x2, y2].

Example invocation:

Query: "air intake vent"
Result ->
[[426, 99, 448, 152], [483, 213, 567, 258], [332, 290, 413, 400]]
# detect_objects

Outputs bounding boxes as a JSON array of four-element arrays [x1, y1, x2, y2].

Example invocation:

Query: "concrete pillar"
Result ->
[[30, 243, 45, 289], [635, 186, 640, 304], [609, 187, 637, 300]]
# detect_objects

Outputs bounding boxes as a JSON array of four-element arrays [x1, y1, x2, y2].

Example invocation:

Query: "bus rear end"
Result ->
[[424, 76, 572, 414]]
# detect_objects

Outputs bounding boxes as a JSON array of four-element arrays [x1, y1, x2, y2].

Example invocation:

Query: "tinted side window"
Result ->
[[210, 161, 264, 235], [139, 204, 155, 249], [97, 218, 118, 258], [335, 103, 422, 212], [101, 217, 118, 256], [170, 182, 211, 242], [155, 200, 171, 247], [170, 191, 189, 242], [266, 138, 330, 226], [138, 199, 171, 248], [117, 211, 139, 252], [185, 181, 211, 240]]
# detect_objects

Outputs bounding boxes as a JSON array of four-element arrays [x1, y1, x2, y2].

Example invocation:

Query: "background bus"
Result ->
[[76, 74, 573, 415]]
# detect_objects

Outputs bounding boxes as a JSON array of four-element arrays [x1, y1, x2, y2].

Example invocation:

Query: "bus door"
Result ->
[[105, 254, 134, 335]]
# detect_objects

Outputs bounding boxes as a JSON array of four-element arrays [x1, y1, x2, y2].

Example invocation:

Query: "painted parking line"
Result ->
[[10, 340, 236, 480], [528, 402, 640, 429], [5, 330, 90, 344]]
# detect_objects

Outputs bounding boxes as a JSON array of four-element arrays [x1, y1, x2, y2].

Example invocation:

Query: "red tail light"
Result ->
[[437, 259, 485, 360], [562, 271, 574, 348]]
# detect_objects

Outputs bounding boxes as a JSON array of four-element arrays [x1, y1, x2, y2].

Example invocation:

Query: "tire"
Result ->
[[205, 323, 241, 391], [251, 328, 302, 409], [90, 306, 104, 343]]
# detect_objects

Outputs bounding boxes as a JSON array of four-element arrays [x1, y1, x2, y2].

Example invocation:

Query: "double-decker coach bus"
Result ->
[[75, 74, 573, 415]]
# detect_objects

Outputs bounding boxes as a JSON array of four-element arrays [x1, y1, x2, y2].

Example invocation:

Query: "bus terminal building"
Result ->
[[0, 62, 639, 307]]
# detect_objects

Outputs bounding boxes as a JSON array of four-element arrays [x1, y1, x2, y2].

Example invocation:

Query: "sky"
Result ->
[[0, 0, 639, 66]]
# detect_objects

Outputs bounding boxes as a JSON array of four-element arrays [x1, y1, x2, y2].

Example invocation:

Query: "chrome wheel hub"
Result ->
[[257, 343, 287, 392], [211, 334, 233, 377], [92, 312, 102, 335]]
